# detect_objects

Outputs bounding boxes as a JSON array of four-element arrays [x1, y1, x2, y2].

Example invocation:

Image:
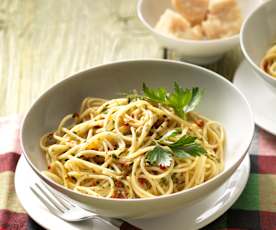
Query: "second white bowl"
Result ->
[[137, 0, 263, 65], [241, 0, 276, 93]]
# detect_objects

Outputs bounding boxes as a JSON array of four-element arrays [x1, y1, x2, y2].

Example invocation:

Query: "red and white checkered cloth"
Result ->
[[0, 116, 29, 230], [1, 116, 276, 230]]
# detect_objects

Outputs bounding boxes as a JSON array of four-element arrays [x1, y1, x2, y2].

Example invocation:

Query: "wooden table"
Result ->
[[0, 0, 243, 117]]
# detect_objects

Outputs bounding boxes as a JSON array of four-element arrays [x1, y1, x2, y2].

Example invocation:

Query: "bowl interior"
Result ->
[[242, 0, 276, 74], [22, 60, 254, 181], [138, 0, 262, 41]]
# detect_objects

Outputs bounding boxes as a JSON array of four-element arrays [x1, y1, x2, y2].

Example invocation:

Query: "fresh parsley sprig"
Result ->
[[140, 82, 203, 119], [168, 135, 206, 158], [146, 135, 206, 167], [146, 146, 172, 168], [142, 83, 167, 103]]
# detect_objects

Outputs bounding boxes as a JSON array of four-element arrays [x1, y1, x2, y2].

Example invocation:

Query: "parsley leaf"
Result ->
[[183, 87, 203, 113], [146, 135, 207, 167], [169, 135, 206, 158], [146, 146, 172, 167], [143, 83, 167, 103], [168, 135, 197, 148], [166, 82, 193, 118], [142, 82, 203, 119]]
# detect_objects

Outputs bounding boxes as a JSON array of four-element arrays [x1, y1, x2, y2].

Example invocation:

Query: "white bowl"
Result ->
[[137, 0, 262, 65], [21, 60, 254, 219], [241, 0, 276, 93]]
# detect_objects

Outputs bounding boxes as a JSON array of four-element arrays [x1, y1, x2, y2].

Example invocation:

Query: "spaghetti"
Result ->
[[261, 44, 276, 78], [40, 96, 225, 199]]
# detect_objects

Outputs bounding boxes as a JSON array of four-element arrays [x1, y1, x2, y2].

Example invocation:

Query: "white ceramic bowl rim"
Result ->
[[21, 59, 255, 203], [137, 0, 240, 45], [240, 0, 276, 82]]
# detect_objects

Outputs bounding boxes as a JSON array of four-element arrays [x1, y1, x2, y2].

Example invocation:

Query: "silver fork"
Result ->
[[30, 182, 140, 229]]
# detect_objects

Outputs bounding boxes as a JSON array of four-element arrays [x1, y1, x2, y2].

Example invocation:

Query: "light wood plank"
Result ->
[[0, 0, 162, 116], [0, 0, 243, 116]]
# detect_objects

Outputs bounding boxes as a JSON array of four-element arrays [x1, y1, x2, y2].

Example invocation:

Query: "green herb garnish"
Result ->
[[146, 146, 172, 168], [131, 82, 203, 119], [142, 84, 167, 103], [146, 135, 206, 167], [168, 135, 206, 158]]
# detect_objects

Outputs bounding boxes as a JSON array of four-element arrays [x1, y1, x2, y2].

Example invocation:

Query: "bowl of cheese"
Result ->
[[137, 0, 262, 64]]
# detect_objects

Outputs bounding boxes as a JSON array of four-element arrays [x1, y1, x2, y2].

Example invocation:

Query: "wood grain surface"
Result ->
[[0, 0, 243, 116]]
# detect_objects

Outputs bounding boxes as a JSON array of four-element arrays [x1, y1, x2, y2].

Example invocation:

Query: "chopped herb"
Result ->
[[112, 154, 118, 159]]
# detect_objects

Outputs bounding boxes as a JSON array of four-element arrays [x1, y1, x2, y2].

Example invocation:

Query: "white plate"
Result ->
[[233, 61, 276, 136], [15, 155, 250, 230]]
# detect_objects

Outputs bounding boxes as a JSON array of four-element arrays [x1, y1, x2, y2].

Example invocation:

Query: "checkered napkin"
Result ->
[[0, 116, 29, 230], [0, 116, 276, 230], [204, 128, 276, 230]]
